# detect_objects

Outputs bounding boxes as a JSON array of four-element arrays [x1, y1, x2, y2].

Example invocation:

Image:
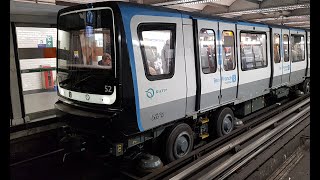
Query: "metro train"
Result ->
[[55, 1, 310, 162]]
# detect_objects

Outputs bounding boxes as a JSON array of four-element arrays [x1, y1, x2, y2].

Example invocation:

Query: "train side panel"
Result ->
[[130, 15, 187, 131]]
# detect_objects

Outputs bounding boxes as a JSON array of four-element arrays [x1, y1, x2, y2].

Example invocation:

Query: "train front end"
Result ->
[[55, 3, 140, 157]]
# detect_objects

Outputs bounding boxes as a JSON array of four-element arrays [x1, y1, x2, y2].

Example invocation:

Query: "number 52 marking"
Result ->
[[105, 85, 112, 93]]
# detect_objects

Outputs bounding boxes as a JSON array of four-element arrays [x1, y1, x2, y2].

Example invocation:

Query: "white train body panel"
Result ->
[[130, 15, 187, 130], [126, 10, 309, 131]]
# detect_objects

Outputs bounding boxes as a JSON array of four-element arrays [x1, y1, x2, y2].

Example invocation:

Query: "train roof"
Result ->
[[58, 1, 309, 32]]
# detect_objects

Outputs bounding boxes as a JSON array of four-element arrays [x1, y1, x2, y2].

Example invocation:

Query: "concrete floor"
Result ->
[[23, 91, 59, 115], [284, 148, 310, 180]]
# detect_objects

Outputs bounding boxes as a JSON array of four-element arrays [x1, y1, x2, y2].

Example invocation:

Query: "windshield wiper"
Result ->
[[59, 78, 71, 85], [71, 74, 95, 89]]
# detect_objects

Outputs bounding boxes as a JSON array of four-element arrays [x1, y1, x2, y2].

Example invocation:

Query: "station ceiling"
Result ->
[[11, 0, 310, 29]]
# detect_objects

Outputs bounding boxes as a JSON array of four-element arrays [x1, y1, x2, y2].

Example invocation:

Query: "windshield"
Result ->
[[57, 8, 116, 97]]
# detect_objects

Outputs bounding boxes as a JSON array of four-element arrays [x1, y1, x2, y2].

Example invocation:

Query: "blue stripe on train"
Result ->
[[118, 4, 182, 132]]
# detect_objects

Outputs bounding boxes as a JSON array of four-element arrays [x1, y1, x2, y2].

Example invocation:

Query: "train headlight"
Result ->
[[59, 88, 65, 96], [102, 96, 110, 104]]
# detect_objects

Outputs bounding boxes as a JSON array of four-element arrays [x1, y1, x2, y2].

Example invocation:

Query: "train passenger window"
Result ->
[[138, 23, 176, 80], [283, 34, 289, 62], [222, 31, 236, 71], [273, 34, 281, 63], [199, 29, 216, 74], [290, 34, 305, 62], [240, 32, 267, 71]]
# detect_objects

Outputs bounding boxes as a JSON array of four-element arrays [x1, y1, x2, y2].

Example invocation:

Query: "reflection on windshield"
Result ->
[[58, 28, 112, 69]]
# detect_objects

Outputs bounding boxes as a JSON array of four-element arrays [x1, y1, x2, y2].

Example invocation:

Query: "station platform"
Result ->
[[24, 91, 58, 115]]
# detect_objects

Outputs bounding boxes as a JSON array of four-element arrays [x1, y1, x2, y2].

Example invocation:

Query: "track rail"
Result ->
[[217, 112, 309, 180], [195, 105, 309, 180], [10, 149, 64, 167], [135, 95, 309, 180]]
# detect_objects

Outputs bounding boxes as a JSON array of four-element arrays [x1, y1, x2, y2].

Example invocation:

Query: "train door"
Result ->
[[197, 20, 220, 111], [236, 24, 271, 102], [281, 29, 290, 85], [289, 29, 307, 86], [182, 18, 197, 115], [218, 22, 238, 104], [129, 15, 186, 131], [271, 28, 282, 88], [306, 31, 310, 77]]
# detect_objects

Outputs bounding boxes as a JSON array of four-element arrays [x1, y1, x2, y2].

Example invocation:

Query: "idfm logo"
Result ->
[[232, 75, 237, 82], [145, 88, 155, 98], [221, 74, 237, 84]]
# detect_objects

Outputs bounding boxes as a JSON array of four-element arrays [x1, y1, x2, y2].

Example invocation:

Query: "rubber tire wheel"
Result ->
[[165, 123, 194, 163], [302, 79, 310, 94], [214, 107, 235, 137]]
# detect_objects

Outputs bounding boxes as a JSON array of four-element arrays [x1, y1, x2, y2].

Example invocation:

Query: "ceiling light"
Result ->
[[252, 15, 310, 22], [217, 3, 309, 17], [153, 0, 221, 6], [283, 21, 309, 25]]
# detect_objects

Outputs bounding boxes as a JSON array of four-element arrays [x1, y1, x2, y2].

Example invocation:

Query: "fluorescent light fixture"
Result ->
[[283, 21, 310, 25], [251, 15, 310, 22], [184, 0, 221, 5], [153, 0, 221, 6], [54, 0, 116, 4], [217, 3, 309, 17]]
